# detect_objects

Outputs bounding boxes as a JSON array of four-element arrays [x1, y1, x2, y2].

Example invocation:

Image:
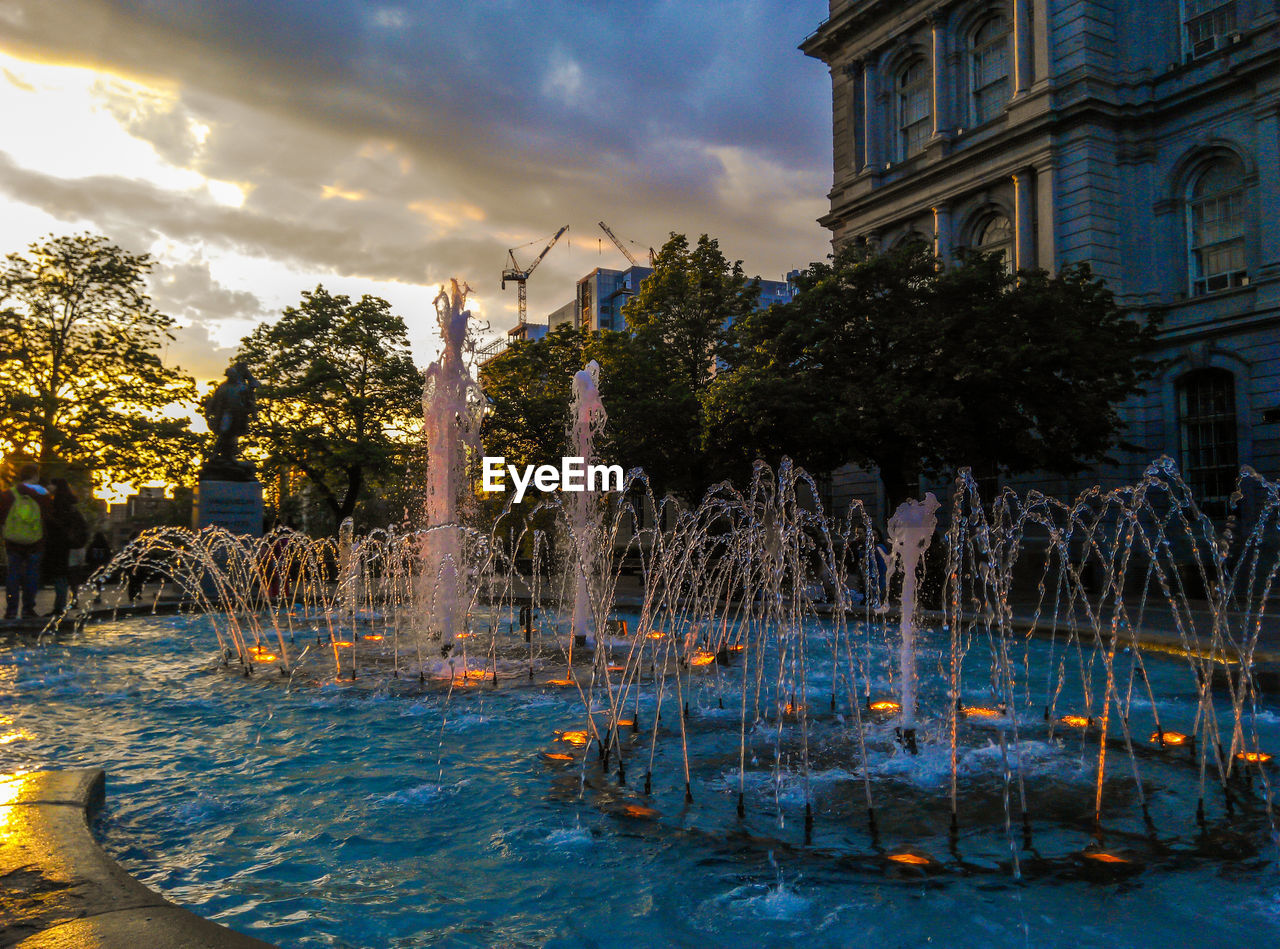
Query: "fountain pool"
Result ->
[[3, 606, 1278, 947]]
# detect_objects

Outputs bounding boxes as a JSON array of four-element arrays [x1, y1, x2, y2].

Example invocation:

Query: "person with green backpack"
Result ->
[[2, 463, 52, 620]]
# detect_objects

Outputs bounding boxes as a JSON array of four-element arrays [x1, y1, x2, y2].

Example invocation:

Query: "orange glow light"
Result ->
[[364, 634, 384, 642], [962, 706, 1001, 719], [621, 804, 659, 818], [547, 678, 575, 687], [870, 700, 901, 713], [1237, 751, 1273, 764], [543, 752, 574, 762], [689, 652, 715, 666], [646, 631, 665, 640], [332, 641, 354, 648], [1151, 730, 1189, 746], [616, 719, 635, 728], [1060, 715, 1090, 728], [887, 852, 931, 865], [456, 632, 473, 640], [781, 703, 806, 716], [1083, 852, 1129, 864], [726, 644, 745, 652], [607, 665, 626, 673], [557, 730, 591, 746]]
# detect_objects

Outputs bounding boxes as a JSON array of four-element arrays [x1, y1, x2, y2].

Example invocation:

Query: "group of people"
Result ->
[[2, 463, 111, 620]]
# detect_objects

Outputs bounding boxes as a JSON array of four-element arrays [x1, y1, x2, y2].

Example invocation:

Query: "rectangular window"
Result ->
[[971, 40, 1009, 124], [1185, 0, 1237, 58], [1178, 371, 1238, 512], [900, 84, 930, 158], [1191, 191, 1248, 294]]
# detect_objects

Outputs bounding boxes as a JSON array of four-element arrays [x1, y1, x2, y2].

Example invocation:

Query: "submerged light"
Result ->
[[689, 652, 715, 667], [962, 706, 1001, 719], [364, 634, 384, 642], [1237, 751, 1273, 764], [546, 678, 575, 687], [1060, 715, 1090, 728], [542, 752, 574, 762], [870, 700, 901, 713], [332, 641, 354, 648], [887, 852, 932, 866], [1151, 730, 1190, 747], [557, 730, 591, 746], [1083, 851, 1129, 864], [620, 804, 659, 818]]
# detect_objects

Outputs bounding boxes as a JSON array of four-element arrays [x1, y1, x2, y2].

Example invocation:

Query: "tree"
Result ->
[[706, 242, 1162, 509], [618, 233, 761, 498], [0, 233, 199, 490], [623, 233, 760, 393], [236, 286, 423, 528], [479, 325, 587, 474]]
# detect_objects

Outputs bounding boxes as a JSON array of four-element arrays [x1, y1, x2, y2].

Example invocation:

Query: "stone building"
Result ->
[[802, 0, 1280, 518]]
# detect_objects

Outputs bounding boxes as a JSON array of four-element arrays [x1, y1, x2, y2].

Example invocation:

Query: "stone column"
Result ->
[[863, 60, 882, 169], [1033, 161, 1057, 274], [929, 13, 949, 137], [933, 203, 953, 264], [1013, 0, 1035, 95], [1013, 169, 1036, 270], [1255, 103, 1280, 280], [848, 59, 867, 170]]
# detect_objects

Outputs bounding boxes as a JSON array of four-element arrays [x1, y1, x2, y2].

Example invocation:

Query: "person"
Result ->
[[1, 463, 51, 620], [83, 531, 113, 603], [42, 478, 88, 615]]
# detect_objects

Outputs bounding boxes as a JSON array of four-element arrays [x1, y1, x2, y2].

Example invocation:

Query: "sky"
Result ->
[[0, 0, 834, 383]]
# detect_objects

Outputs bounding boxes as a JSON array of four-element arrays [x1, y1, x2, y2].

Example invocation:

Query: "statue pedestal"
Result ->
[[194, 480, 264, 537]]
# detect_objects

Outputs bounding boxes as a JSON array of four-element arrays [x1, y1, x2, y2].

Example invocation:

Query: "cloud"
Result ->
[[0, 0, 835, 335]]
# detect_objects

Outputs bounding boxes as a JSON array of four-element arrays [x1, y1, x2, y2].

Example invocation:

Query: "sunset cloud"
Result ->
[[0, 0, 833, 365]]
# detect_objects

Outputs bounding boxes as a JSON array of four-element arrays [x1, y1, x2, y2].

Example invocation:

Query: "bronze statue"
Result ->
[[201, 362, 259, 481]]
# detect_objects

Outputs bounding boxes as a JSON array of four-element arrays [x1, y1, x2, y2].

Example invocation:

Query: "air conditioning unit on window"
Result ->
[[1192, 35, 1218, 57]]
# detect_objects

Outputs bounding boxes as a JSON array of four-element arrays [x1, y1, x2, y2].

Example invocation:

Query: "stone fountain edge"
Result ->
[[1, 768, 275, 948]]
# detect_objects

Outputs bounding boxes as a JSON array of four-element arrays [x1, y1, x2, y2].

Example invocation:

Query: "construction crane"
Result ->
[[502, 225, 569, 325], [598, 221, 638, 266], [598, 221, 656, 268]]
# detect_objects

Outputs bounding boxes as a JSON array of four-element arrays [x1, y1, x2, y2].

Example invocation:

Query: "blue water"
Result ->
[[3, 613, 1280, 947]]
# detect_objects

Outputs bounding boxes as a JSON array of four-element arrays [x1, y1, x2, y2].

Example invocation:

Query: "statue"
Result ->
[[200, 362, 260, 482]]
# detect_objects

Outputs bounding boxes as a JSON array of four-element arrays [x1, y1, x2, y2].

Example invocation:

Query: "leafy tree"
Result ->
[[586, 328, 700, 497], [479, 325, 587, 473], [623, 233, 760, 393], [616, 233, 761, 498], [236, 286, 423, 528], [706, 242, 1162, 509], [0, 233, 199, 490]]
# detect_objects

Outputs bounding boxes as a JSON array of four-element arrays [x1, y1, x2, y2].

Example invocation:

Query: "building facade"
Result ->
[[802, 0, 1280, 517]]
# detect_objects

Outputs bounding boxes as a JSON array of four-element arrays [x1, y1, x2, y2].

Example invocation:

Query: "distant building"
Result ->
[[802, 0, 1280, 520], [574, 265, 797, 333], [477, 320, 551, 364], [546, 300, 577, 331], [574, 266, 653, 332]]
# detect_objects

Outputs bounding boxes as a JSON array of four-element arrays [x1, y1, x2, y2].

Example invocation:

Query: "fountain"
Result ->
[[882, 492, 941, 751], [419, 278, 483, 652], [567, 359, 607, 650], [12, 300, 1280, 943]]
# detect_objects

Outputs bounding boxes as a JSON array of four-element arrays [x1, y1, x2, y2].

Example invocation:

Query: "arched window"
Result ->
[[970, 15, 1010, 124], [1188, 157, 1247, 294], [1177, 368, 1238, 511], [974, 211, 1014, 270], [892, 230, 929, 250], [897, 58, 931, 160]]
